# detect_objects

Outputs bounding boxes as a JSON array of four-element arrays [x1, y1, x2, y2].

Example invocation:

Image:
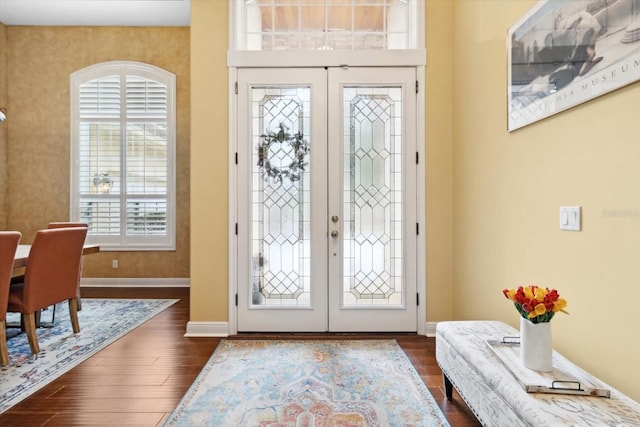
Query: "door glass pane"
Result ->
[[251, 86, 311, 307], [342, 86, 403, 307]]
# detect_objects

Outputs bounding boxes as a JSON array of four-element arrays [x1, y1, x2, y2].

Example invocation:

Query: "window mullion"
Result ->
[[120, 71, 128, 247]]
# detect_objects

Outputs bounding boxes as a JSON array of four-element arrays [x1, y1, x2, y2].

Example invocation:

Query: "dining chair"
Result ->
[[11, 222, 89, 319], [7, 227, 88, 355], [0, 231, 21, 366], [47, 222, 89, 229], [47, 222, 88, 313]]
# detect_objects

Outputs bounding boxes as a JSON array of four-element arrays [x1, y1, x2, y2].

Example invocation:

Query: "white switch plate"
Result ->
[[560, 206, 581, 231]]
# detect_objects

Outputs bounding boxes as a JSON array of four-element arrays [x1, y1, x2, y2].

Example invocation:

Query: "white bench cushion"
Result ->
[[436, 320, 640, 426]]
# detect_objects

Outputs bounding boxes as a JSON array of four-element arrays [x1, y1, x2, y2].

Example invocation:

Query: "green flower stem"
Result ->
[[514, 303, 555, 324]]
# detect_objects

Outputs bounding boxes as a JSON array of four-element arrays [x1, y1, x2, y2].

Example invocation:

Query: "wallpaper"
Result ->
[[5, 26, 190, 278]]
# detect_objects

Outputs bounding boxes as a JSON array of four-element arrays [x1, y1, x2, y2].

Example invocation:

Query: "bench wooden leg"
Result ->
[[443, 372, 453, 401]]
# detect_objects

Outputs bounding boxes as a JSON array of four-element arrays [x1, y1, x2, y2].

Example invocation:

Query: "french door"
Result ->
[[236, 67, 417, 332]]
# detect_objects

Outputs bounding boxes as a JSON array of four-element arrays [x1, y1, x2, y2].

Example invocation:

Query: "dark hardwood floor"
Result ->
[[0, 287, 480, 426]]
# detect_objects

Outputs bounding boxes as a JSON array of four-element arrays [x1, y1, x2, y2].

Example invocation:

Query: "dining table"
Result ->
[[13, 244, 100, 269]]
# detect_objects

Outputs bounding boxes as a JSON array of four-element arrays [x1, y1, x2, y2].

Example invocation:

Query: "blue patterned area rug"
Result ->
[[0, 298, 177, 414], [165, 339, 450, 426]]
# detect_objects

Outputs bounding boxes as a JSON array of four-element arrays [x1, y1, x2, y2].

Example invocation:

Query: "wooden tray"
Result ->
[[486, 339, 610, 398]]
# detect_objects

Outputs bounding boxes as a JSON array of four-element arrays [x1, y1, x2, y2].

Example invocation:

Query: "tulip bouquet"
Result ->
[[502, 285, 568, 324]]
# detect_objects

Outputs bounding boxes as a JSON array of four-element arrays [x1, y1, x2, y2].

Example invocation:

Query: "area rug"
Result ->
[[0, 298, 177, 414], [165, 339, 450, 426]]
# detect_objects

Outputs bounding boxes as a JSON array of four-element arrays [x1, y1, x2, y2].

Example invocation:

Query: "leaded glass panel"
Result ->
[[251, 86, 311, 307], [342, 86, 403, 307]]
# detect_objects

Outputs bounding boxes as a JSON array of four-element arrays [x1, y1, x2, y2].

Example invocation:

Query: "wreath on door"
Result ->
[[257, 123, 310, 183]]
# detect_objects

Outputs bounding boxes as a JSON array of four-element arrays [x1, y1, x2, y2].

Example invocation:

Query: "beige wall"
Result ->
[[190, 0, 229, 322], [4, 26, 190, 278], [452, 0, 640, 401], [425, 1, 454, 323]]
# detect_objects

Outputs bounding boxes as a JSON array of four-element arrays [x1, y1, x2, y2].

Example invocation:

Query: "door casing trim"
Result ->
[[228, 65, 426, 335]]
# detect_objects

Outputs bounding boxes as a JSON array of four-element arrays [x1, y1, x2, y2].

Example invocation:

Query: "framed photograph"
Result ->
[[508, 0, 640, 131]]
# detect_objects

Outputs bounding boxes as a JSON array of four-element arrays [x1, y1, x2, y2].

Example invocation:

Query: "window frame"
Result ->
[[70, 60, 176, 251]]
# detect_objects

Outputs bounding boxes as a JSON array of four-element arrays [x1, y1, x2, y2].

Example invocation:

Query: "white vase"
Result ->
[[520, 317, 553, 372]]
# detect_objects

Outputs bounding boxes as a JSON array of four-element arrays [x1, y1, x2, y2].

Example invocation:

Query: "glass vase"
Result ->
[[520, 317, 553, 372]]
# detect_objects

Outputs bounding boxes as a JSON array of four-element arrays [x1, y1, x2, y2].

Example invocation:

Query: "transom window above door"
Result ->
[[233, 0, 420, 51]]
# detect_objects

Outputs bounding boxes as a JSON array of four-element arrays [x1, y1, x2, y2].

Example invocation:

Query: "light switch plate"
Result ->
[[560, 206, 581, 231]]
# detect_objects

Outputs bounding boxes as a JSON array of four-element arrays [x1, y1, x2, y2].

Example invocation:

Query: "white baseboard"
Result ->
[[80, 277, 190, 287], [425, 321, 437, 337], [77, 288, 435, 338], [183, 320, 435, 338], [185, 321, 230, 337]]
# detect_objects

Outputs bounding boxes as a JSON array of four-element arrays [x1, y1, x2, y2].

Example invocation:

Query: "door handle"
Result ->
[[330, 230, 339, 238], [331, 215, 339, 223]]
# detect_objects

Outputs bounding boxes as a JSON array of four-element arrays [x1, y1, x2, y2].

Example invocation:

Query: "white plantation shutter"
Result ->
[[71, 61, 176, 250]]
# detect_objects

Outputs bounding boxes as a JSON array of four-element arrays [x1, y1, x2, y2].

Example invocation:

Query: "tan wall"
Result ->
[[190, 0, 229, 321], [424, 1, 454, 323], [5, 26, 190, 278], [452, 0, 640, 401], [0, 23, 7, 229]]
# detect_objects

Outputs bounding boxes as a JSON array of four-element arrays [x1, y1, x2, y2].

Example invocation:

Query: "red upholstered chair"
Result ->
[[8, 227, 87, 355], [0, 231, 21, 366]]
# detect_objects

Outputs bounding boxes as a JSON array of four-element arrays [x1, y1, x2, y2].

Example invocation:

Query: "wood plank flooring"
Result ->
[[0, 287, 480, 426]]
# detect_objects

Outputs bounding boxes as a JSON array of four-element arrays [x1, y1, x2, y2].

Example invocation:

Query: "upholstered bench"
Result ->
[[436, 321, 640, 426]]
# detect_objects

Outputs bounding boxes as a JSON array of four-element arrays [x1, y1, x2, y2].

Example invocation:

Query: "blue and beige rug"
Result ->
[[165, 339, 450, 426], [0, 298, 177, 414]]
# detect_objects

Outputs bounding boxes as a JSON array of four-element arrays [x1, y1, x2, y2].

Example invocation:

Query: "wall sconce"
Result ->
[[0, 108, 6, 123], [93, 172, 113, 194]]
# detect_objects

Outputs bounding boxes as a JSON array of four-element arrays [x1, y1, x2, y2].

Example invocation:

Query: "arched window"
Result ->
[[70, 61, 176, 250]]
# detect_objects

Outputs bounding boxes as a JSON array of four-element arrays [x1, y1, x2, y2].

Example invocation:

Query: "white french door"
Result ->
[[236, 67, 417, 332]]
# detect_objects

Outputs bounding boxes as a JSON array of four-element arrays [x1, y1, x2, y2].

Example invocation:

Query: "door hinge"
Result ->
[[235, 152, 238, 164], [415, 80, 419, 94], [416, 152, 419, 164], [417, 293, 419, 306], [416, 223, 419, 235], [235, 293, 238, 306], [235, 223, 238, 235], [235, 81, 238, 95]]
